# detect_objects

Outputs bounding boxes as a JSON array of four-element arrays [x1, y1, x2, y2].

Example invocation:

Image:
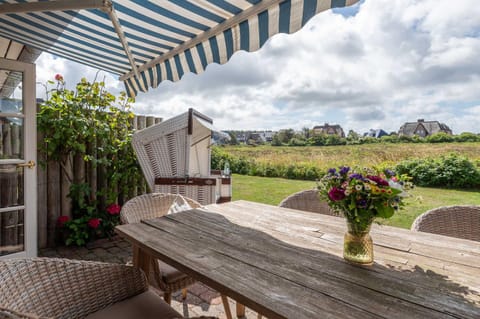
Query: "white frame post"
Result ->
[[0, 58, 37, 258]]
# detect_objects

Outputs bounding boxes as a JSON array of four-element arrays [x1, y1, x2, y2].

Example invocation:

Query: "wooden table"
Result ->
[[116, 200, 480, 319]]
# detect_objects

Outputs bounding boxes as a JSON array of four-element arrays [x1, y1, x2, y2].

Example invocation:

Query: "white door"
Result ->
[[0, 58, 36, 259]]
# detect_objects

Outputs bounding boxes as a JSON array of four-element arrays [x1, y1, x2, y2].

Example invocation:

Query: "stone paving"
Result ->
[[40, 236, 260, 319]]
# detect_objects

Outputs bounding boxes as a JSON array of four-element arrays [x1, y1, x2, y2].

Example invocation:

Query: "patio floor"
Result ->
[[40, 236, 259, 319]]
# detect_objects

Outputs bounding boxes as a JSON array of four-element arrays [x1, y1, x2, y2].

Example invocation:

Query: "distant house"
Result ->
[[364, 129, 388, 138], [313, 123, 345, 138], [236, 133, 247, 143], [398, 119, 452, 137], [258, 131, 274, 142]]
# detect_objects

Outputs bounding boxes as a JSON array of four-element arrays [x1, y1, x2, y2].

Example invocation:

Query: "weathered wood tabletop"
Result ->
[[116, 200, 480, 319]]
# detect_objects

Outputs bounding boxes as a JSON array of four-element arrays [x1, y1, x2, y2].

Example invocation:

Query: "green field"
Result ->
[[231, 174, 480, 229], [224, 143, 480, 228], [220, 142, 480, 170]]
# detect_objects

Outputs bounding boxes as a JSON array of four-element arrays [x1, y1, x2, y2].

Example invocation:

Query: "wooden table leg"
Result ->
[[132, 245, 151, 279], [221, 295, 233, 319], [236, 302, 245, 318]]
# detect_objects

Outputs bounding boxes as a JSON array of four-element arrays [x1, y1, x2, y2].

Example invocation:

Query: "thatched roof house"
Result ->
[[398, 119, 452, 137], [313, 123, 345, 137]]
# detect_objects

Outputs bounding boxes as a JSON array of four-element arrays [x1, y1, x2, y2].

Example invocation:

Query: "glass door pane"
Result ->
[[0, 61, 35, 258]]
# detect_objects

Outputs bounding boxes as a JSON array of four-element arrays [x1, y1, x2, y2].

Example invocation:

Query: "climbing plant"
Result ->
[[38, 74, 141, 245]]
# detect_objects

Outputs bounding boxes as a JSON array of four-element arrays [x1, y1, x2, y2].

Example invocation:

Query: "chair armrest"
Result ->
[[0, 306, 52, 319], [0, 258, 148, 319]]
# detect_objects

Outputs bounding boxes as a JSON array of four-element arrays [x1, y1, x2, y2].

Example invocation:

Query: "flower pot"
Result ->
[[343, 218, 374, 265]]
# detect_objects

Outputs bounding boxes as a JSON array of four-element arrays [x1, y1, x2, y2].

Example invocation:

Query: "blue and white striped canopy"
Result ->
[[0, 0, 358, 97]]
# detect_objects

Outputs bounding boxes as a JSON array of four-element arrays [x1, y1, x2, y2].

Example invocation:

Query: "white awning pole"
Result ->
[[101, 2, 140, 79]]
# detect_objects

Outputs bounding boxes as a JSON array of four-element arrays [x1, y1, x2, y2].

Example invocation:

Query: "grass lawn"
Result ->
[[231, 174, 480, 229]]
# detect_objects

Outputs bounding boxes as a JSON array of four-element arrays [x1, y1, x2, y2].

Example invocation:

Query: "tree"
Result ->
[[227, 132, 239, 145], [273, 129, 295, 145]]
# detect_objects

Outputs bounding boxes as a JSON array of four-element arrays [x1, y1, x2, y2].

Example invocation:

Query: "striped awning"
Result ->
[[0, 0, 359, 97]]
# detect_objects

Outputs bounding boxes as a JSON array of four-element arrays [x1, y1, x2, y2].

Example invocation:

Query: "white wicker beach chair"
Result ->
[[132, 109, 231, 206]]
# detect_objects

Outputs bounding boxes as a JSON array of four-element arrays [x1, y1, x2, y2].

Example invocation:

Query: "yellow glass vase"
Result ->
[[343, 218, 374, 266]]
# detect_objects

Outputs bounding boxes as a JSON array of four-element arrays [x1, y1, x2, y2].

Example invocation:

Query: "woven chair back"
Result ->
[[120, 193, 201, 224], [411, 205, 480, 241], [279, 189, 337, 216]]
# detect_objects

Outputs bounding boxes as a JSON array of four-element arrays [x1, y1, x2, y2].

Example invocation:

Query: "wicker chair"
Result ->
[[120, 193, 201, 304], [279, 189, 337, 216], [0, 258, 217, 319], [411, 205, 480, 242]]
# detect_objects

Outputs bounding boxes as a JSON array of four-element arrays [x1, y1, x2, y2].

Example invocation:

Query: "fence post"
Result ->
[[37, 107, 48, 249], [46, 160, 60, 247]]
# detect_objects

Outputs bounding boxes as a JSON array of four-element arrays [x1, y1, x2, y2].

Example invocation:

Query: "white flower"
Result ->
[[364, 184, 371, 191], [355, 185, 362, 191], [345, 189, 351, 195], [389, 180, 407, 197]]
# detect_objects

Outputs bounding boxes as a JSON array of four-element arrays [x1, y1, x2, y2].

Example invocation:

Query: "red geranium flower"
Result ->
[[106, 204, 121, 215], [54, 73, 64, 82], [57, 215, 70, 227], [88, 218, 101, 229]]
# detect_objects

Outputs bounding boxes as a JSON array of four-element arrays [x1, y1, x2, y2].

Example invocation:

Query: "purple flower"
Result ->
[[328, 168, 336, 175], [367, 175, 389, 186], [328, 187, 346, 201], [357, 199, 368, 208], [385, 169, 396, 177], [349, 173, 364, 180], [339, 166, 350, 175]]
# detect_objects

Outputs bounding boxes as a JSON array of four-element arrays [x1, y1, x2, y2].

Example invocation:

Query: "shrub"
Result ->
[[395, 154, 480, 188], [455, 132, 480, 142], [426, 132, 454, 143]]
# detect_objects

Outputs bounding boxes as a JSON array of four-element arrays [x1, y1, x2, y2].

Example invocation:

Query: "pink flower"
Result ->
[[328, 187, 346, 201], [106, 204, 121, 215], [54, 74, 64, 82], [57, 215, 69, 227], [88, 218, 101, 229]]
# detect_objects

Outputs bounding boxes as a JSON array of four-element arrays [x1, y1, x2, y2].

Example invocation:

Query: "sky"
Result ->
[[35, 0, 480, 134]]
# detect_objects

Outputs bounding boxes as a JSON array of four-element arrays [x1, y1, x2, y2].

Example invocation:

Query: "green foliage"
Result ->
[[455, 132, 480, 142], [272, 129, 295, 145], [426, 132, 454, 143], [38, 75, 141, 245], [395, 154, 480, 188]]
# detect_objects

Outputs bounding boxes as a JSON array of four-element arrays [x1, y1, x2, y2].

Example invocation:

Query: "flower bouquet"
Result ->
[[317, 166, 412, 265]]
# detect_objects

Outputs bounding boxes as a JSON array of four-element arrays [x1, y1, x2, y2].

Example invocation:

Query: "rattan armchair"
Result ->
[[411, 205, 480, 242], [0, 258, 216, 319], [120, 193, 200, 304], [279, 189, 337, 216]]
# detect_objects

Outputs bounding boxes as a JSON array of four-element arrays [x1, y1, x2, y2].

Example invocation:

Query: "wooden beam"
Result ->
[[0, 0, 106, 14], [119, 0, 286, 81]]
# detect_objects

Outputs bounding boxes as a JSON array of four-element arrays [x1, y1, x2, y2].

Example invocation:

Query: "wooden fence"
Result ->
[[1, 113, 162, 251]]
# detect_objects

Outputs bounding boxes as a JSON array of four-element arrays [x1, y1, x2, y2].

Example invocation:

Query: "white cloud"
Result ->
[[36, 0, 480, 134]]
